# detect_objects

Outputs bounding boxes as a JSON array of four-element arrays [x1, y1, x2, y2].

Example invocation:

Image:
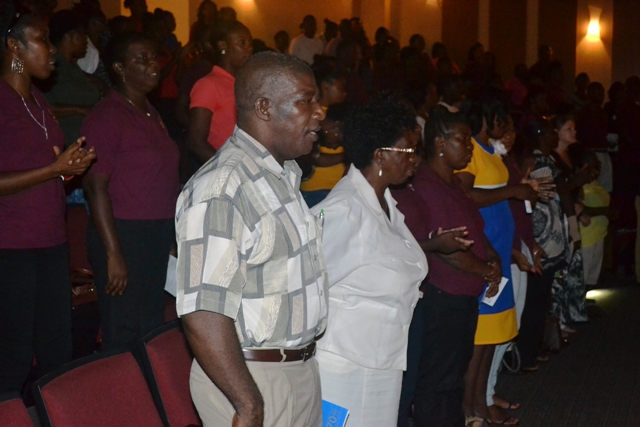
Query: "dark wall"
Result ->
[[489, 0, 527, 81], [612, 0, 640, 83], [538, 0, 577, 84], [441, 0, 480, 68]]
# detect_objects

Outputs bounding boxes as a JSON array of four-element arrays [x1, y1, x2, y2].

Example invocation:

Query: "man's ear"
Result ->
[[254, 97, 271, 121]]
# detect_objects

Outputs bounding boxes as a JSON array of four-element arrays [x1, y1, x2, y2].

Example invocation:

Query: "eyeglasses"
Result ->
[[379, 147, 417, 154], [5, 11, 22, 48]]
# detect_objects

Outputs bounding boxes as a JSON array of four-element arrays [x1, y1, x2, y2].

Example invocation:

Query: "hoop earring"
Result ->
[[11, 57, 24, 74]]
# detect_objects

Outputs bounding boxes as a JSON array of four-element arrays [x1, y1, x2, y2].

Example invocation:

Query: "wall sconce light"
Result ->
[[586, 6, 602, 42]]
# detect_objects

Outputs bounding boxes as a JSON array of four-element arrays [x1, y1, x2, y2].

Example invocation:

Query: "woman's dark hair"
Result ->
[[423, 106, 468, 160], [343, 93, 416, 170], [462, 94, 509, 136], [467, 42, 483, 62], [197, 0, 217, 23], [104, 32, 154, 84], [608, 81, 625, 102], [251, 38, 269, 54], [374, 26, 388, 44], [1, 3, 40, 54], [210, 20, 248, 52], [523, 116, 553, 151], [49, 9, 85, 45], [432, 42, 446, 59], [325, 102, 350, 123], [553, 108, 574, 130], [313, 63, 342, 97]]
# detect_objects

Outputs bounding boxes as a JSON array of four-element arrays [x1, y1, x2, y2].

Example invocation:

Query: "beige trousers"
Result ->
[[190, 357, 322, 427]]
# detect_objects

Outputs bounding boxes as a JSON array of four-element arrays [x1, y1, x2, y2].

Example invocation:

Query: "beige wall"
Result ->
[[212, 0, 353, 48], [575, 0, 613, 90]]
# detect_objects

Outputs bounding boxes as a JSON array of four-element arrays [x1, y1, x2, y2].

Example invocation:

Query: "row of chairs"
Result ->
[[0, 320, 201, 427]]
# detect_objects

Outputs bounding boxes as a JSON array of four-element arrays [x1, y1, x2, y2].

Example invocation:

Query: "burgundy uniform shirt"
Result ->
[[82, 91, 179, 220], [394, 163, 487, 296], [0, 80, 67, 249]]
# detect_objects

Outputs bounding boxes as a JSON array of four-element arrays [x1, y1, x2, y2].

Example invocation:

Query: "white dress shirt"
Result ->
[[312, 167, 428, 370], [289, 33, 324, 65]]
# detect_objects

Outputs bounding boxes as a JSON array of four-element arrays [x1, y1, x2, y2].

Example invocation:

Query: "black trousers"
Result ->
[[88, 219, 173, 351], [398, 295, 428, 427], [0, 244, 72, 394], [413, 284, 479, 427], [518, 268, 556, 368]]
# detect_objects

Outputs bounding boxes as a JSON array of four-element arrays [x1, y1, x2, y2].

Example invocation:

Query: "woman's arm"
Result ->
[[457, 171, 537, 208], [419, 227, 473, 254], [83, 173, 128, 296], [0, 138, 95, 197], [188, 107, 216, 163]]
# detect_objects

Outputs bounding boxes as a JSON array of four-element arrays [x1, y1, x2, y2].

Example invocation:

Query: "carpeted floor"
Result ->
[[495, 285, 640, 427]]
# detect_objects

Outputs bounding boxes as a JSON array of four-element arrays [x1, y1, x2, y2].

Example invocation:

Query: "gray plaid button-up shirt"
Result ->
[[175, 127, 328, 348]]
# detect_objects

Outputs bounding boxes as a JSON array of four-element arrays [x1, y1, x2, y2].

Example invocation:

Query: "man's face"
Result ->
[[269, 72, 326, 162]]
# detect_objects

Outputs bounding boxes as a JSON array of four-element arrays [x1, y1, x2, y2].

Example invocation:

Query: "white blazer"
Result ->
[[312, 167, 428, 370]]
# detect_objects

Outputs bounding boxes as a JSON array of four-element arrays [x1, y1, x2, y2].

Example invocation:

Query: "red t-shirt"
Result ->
[[395, 163, 487, 296], [82, 91, 179, 220], [190, 66, 236, 150], [0, 80, 67, 249]]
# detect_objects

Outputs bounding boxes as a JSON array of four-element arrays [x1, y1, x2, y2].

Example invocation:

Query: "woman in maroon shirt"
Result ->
[[82, 32, 179, 350], [0, 7, 95, 394], [408, 107, 502, 427]]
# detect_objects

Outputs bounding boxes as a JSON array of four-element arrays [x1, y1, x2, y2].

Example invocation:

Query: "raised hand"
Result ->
[[52, 137, 96, 177]]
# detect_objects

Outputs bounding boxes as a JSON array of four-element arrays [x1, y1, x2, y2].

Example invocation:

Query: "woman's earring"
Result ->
[[122, 74, 126, 83], [11, 57, 24, 74], [378, 167, 383, 177], [439, 152, 444, 157], [221, 49, 226, 55]]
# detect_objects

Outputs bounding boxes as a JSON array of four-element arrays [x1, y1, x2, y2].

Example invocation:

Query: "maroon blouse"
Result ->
[[0, 80, 67, 249], [395, 163, 487, 296], [82, 91, 179, 220]]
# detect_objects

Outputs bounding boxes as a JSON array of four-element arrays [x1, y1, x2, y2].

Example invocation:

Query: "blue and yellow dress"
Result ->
[[457, 137, 517, 345]]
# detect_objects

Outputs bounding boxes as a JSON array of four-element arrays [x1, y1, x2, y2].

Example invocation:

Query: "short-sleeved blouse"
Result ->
[[312, 167, 428, 370], [0, 80, 67, 249], [82, 91, 179, 220], [394, 164, 487, 297], [457, 137, 517, 345], [189, 66, 236, 151]]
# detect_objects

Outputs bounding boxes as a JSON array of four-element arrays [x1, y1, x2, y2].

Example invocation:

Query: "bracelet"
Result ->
[[60, 175, 74, 182]]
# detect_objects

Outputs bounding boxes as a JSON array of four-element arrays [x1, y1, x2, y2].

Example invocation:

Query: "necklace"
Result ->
[[122, 93, 151, 117], [20, 93, 48, 140]]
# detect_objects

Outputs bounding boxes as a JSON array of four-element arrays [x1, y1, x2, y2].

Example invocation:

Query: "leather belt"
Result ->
[[242, 341, 316, 363]]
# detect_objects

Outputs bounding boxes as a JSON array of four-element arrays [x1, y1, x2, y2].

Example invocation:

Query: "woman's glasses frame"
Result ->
[[379, 147, 417, 154]]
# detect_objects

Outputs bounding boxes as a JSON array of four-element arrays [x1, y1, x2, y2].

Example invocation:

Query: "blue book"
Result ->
[[322, 400, 349, 427]]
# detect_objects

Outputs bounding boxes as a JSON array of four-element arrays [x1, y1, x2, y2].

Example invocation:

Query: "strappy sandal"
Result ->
[[466, 416, 490, 427]]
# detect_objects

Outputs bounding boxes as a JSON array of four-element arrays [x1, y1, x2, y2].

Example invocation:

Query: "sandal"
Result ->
[[492, 396, 520, 410], [466, 416, 488, 427], [490, 416, 519, 425]]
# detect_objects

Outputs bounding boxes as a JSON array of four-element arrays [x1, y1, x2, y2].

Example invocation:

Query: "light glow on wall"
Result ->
[[586, 6, 602, 42]]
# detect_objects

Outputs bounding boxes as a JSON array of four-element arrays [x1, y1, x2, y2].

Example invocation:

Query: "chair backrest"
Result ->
[[139, 320, 202, 427], [0, 392, 34, 427], [32, 350, 164, 427]]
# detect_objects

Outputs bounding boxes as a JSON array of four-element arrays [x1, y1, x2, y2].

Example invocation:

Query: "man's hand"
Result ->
[[183, 312, 264, 427]]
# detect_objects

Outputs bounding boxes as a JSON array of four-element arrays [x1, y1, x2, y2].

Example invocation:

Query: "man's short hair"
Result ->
[[235, 51, 314, 119]]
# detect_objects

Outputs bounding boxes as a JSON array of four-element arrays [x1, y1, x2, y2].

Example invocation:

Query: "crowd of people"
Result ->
[[1, 1, 640, 427]]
